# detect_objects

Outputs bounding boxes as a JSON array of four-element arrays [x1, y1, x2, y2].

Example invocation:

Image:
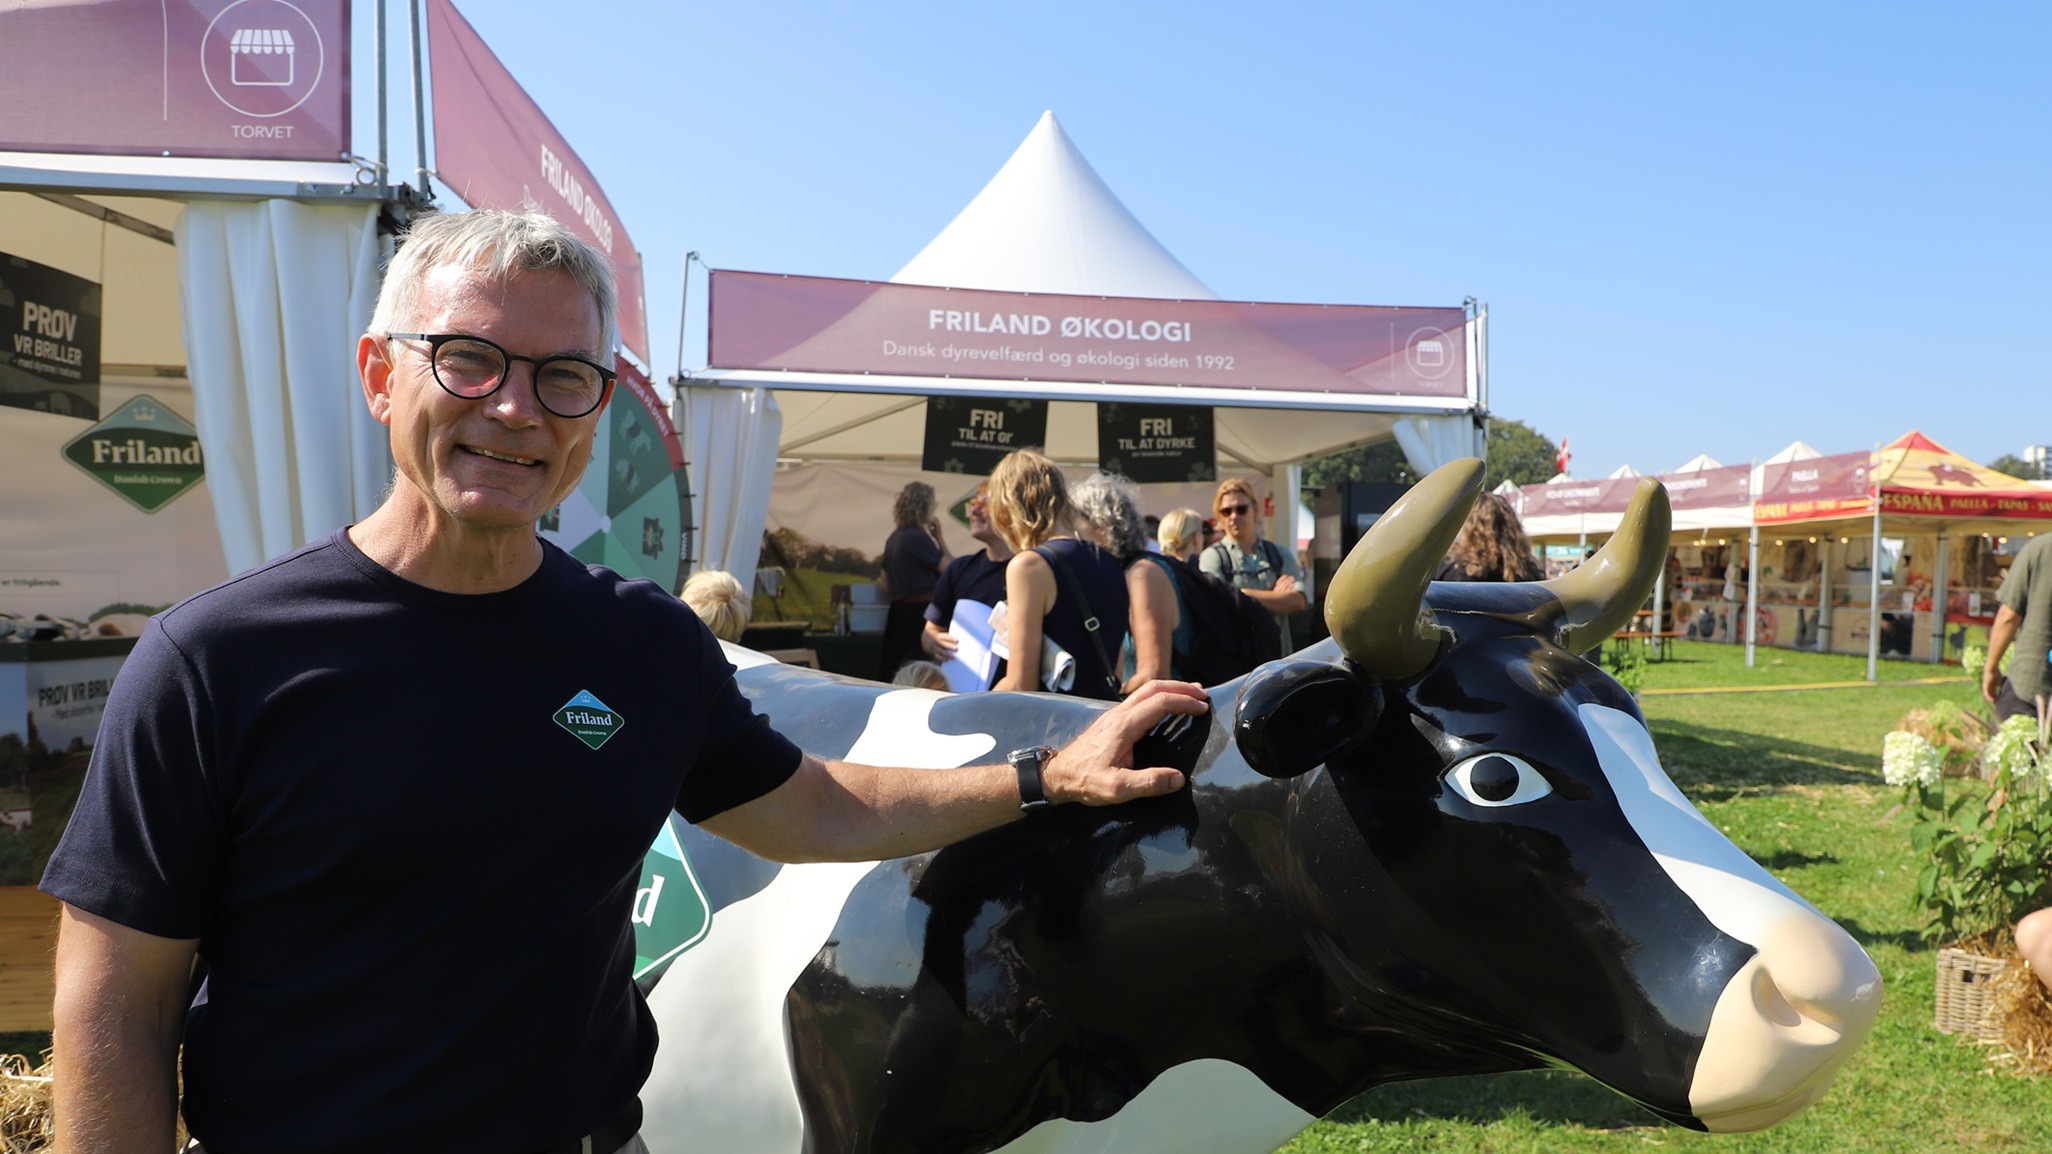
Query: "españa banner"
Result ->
[[709, 271, 1470, 399]]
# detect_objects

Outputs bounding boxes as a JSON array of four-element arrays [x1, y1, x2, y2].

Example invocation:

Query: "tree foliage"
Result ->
[[1482, 419, 1561, 489], [1988, 453, 2042, 481], [1299, 418, 1559, 494]]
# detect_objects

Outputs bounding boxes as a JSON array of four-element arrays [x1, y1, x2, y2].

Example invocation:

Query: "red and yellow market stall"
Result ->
[[1753, 432, 2052, 676]]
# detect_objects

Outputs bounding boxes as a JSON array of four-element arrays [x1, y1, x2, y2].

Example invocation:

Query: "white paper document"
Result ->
[[942, 599, 998, 693]]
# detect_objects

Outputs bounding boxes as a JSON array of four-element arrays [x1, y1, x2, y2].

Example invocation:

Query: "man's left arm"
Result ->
[[1242, 543, 1306, 615], [699, 680, 1209, 863]]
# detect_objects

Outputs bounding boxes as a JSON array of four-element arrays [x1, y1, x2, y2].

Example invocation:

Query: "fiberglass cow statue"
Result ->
[[630, 458, 1881, 1154]]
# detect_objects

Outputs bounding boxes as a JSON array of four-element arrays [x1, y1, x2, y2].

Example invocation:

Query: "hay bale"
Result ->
[[0, 1052, 53, 1153], [1994, 959, 2052, 1076]]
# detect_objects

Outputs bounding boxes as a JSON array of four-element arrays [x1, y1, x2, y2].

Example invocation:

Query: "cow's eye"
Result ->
[[1444, 753, 1552, 807]]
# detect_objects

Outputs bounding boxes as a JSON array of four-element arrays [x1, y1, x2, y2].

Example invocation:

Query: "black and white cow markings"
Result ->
[[632, 461, 1880, 1153]]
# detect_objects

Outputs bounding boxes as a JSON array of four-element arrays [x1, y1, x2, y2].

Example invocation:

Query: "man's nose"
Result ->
[[483, 363, 544, 422]]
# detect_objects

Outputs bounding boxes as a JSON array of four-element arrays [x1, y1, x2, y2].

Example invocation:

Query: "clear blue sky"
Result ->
[[368, 1, 2049, 477]]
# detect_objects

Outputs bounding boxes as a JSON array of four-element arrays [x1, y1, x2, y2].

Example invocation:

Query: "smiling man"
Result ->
[[40, 209, 1206, 1154]]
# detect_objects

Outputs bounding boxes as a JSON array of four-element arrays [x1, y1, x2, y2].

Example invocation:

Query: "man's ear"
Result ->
[[358, 333, 396, 427]]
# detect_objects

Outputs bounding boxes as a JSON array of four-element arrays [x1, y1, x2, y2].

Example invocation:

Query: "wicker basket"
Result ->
[[1935, 946, 2009, 1041]]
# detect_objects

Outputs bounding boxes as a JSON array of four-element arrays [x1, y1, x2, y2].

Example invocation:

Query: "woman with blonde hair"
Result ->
[[1156, 508, 1205, 562], [1434, 492, 1544, 582], [681, 570, 751, 642], [987, 450, 1128, 700]]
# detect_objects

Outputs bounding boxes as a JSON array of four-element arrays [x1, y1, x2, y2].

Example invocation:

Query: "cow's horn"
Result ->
[[1540, 476, 1673, 654], [1324, 457, 1483, 681]]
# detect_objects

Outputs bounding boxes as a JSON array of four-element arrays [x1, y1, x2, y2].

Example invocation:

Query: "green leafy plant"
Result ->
[[1609, 639, 1649, 697], [1899, 713, 2052, 945]]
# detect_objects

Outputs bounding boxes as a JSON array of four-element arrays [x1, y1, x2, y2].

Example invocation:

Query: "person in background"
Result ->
[[988, 450, 1128, 700], [921, 482, 1012, 689], [1984, 532, 2052, 727], [1432, 492, 1544, 582], [1072, 473, 1187, 694], [1141, 514, 1163, 554], [877, 481, 952, 680], [890, 660, 951, 692], [1156, 508, 1205, 563], [681, 569, 751, 643], [1200, 478, 1306, 654]]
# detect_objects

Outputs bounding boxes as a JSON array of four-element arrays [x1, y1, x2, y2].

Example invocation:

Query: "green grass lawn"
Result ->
[[1636, 638, 1965, 691], [1281, 644, 2033, 1154]]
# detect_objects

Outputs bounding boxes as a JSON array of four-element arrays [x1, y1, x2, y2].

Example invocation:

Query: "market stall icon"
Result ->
[[228, 28, 295, 87]]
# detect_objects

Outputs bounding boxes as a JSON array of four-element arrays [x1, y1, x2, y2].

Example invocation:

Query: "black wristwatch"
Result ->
[[1009, 745, 1056, 811]]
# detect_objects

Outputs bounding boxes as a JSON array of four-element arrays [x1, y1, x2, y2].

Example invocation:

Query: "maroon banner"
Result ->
[[0, 0, 349, 162], [1754, 452, 1873, 524], [427, 0, 648, 363], [1655, 463, 1751, 511], [708, 271, 1470, 398], [1518, 476, 1642, 518]]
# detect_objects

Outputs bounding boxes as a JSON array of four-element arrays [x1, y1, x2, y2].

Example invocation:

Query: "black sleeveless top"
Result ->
[[1034, 537, 1130, 700]]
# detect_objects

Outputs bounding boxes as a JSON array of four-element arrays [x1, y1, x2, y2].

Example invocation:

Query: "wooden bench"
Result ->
[[1608, 630, 1681, 663], [0, 886, 58, 1032]]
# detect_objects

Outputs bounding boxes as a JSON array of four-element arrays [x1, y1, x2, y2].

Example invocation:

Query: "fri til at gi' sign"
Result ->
[[921, 396, 1049, 474], [1, 253, 101, 419]]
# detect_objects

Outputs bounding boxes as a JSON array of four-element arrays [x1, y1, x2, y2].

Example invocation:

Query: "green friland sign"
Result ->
[[633, 816, 712, 979], [61, 396, 204, 513]]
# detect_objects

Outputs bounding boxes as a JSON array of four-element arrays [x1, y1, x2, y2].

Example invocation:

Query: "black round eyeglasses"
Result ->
[[385, 332, 616, 419]]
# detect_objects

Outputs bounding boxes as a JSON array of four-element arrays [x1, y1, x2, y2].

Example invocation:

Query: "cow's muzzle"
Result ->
[[1688, 910, 1882, 1131]]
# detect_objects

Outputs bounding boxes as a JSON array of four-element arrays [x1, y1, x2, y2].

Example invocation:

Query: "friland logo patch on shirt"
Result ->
[[554, 690, 624, 750]]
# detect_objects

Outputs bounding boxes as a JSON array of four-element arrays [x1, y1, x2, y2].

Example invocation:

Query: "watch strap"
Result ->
[[1010, 745, 1055, 811]]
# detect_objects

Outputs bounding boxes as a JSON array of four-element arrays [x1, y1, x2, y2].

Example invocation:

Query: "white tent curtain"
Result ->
[[175, 199, 388, 574], [679, 384, 782, 580], [1393, 413, 1483, 476]]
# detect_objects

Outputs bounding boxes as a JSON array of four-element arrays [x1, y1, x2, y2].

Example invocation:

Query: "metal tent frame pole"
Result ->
[[1745, 525, 1760, 667], [1867, 503, 1883, 682]]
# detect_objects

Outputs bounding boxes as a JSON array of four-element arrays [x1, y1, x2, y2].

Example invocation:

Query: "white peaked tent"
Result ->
[[679, 111, 1485, 580]]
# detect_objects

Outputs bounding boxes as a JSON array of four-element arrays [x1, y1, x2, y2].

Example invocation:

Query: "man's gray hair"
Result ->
[[369, 207, 618, 355], [1070, 471, 1149, 562]]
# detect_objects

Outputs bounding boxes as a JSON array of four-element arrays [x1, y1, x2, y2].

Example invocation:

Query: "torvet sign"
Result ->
[[62, 396, 205, 514], [0, 0, 349, 162]]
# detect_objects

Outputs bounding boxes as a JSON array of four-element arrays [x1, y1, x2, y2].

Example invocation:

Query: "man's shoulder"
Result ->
[[156, 532, 359, 636]]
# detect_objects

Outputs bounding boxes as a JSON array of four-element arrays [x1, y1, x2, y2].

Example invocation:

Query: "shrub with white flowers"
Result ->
[[1883, 730, 1945, 788], [1982, 714, 2046, 789]]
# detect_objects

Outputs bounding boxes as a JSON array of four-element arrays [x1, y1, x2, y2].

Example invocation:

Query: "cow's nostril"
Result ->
[[1752, 968, 1802, 1030], [1751, 913, 1882, 1034]]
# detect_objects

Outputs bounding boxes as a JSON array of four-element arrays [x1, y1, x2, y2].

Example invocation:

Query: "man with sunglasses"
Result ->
[[1199, 477, 1308, 655], [42, 208, 1206, 1154]]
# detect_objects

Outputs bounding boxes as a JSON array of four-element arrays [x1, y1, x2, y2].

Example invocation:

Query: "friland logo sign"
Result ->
[[61, 396, 205, 513], [554, 689, 625, 750]]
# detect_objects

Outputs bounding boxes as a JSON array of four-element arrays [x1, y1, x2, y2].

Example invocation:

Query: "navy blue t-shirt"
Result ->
[[924, 550, 1008, 631], [41, 530, 802, 1154]]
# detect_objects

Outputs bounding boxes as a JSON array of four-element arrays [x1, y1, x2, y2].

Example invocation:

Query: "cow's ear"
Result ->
[[1234, 661, 1383, 779]]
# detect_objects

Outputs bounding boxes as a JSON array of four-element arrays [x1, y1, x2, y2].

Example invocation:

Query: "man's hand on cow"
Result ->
[[1044, 680, 1210, 806]]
